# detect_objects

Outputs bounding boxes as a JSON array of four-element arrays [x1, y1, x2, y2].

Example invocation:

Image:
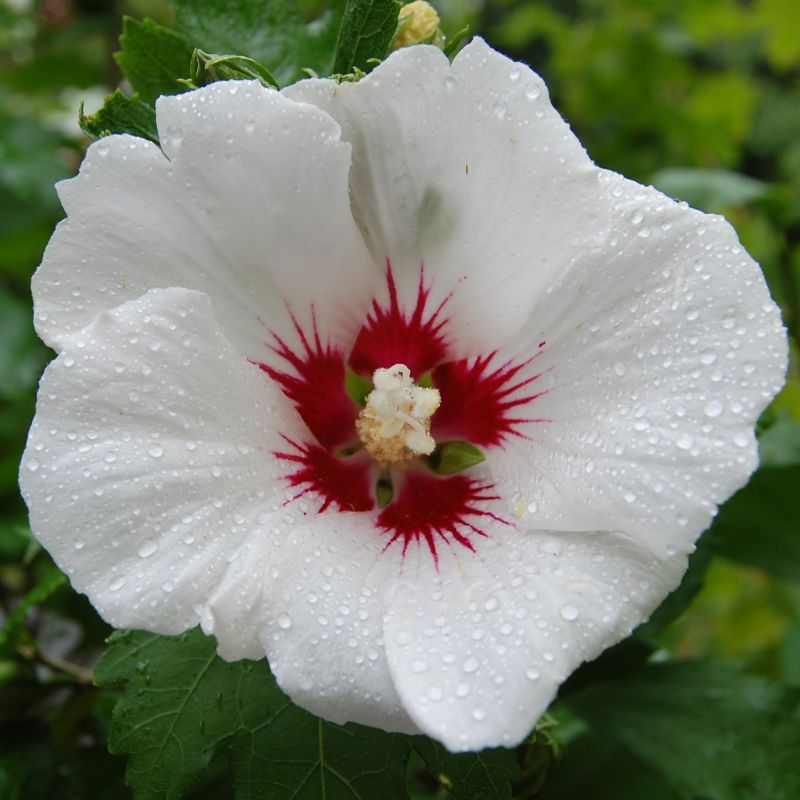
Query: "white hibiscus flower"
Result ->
[[20, 39, 787, 751]]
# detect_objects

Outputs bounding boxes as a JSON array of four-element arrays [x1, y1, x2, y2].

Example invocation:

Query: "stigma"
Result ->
[[356, 364, 440, 467]]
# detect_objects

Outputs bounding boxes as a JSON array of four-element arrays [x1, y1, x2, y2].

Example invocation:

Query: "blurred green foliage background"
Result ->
[[0, 0, 798, 797]]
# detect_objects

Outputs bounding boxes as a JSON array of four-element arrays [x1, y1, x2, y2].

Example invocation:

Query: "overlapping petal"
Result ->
[[204, 509, 418, 734], [383, 522, 684, 751], [33, 81, 378, 357], [20, 287, 296, 633], [485, 173, 786, 556], [285, 39, 612, 356]]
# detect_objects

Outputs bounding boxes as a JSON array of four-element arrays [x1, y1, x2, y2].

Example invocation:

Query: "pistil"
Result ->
[[356, 364, 440, 467]]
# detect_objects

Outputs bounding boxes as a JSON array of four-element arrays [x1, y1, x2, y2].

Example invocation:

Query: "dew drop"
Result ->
[[278, 613, 292, 630], [411, 659, 429, 674], [525, 666, 540, 681], [560, 604, 579, 621], [462, 656, 479, 673], [704, 400, 724, 418], [395, 630, 412, 646], [137, 539, 158, 558], [147, 443, 164, 458]]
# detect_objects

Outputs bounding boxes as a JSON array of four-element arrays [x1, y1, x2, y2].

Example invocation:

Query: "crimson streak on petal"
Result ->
[[276, 438, 375, 513], [377, 470, 507, 564], [257, 314, 358, 451], [348, 266, 449, 378], [432, 350, 549, 447]]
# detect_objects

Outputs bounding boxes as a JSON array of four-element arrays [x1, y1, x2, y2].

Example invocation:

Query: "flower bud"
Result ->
[[391, 1, 443, 50]]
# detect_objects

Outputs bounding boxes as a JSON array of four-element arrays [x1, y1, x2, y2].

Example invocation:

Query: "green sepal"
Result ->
[[443, 26, 470, 60], [345, 369, 373, 406], [79, 91, 158, 143], [187, 49, 279, 89], [429, 440, 485, 475]]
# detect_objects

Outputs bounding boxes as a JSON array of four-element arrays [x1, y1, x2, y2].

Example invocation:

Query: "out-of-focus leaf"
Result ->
[[332, 0, 401, 75], [560, 638, 653, 696], [0, 521, 31, 564], [707, 465, 800, 582], [0, 721, 56, 800], [96, 628, 411, 800], [0, 286, 48, 400], [781, 621, 800, 687], [652, 167, 768, 212], [412, 738, 521, 800], [542, 729, 681, 800], [758, 414, 800, 466], [0, 567, 67, 655], [170, 0, 346, 85], [80, 91, 158, 143], [116, 18, 194, 104], [635, 534, 713, 640], [566, 661, 800, 800]]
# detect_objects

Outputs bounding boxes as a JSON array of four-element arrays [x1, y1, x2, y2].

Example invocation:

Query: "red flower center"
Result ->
[[256, 267, 546, 562]]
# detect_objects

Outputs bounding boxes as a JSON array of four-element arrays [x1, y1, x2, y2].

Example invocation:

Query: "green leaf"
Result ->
[[96, 628, 412, 800], [116, 18, 194, 105], [170, 0, 346, 85], [429, 441, 486, 475], [332, 0, 401, 75], [412, 738, 521, 800], [80, 91, 159, 143], [707, 465, 800, 582], [188, 50, 279, 89], [651, 167, 768, 213], [565, 662, 800, 800]]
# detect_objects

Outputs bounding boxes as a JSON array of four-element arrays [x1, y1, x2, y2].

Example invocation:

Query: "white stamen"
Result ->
[[356, 363, 441, 465]]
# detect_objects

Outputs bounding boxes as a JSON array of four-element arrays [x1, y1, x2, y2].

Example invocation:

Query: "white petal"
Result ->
[[285, 39, 607, 356], [204, 509, 419, 734], [490, 173, 787, 556], [20, 287, 299, 634], [34, 81, 377, 355], [383, 523, 684, 751]]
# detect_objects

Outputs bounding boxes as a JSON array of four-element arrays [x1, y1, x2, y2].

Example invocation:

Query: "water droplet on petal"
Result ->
[[278, 613, 292, 630], [137, 539, 158, 558], [560, 604, 579, 621], [525, 666, 540, 681]]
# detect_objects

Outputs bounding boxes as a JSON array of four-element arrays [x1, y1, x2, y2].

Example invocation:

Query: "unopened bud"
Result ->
[[391, 1, 443, 50]]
